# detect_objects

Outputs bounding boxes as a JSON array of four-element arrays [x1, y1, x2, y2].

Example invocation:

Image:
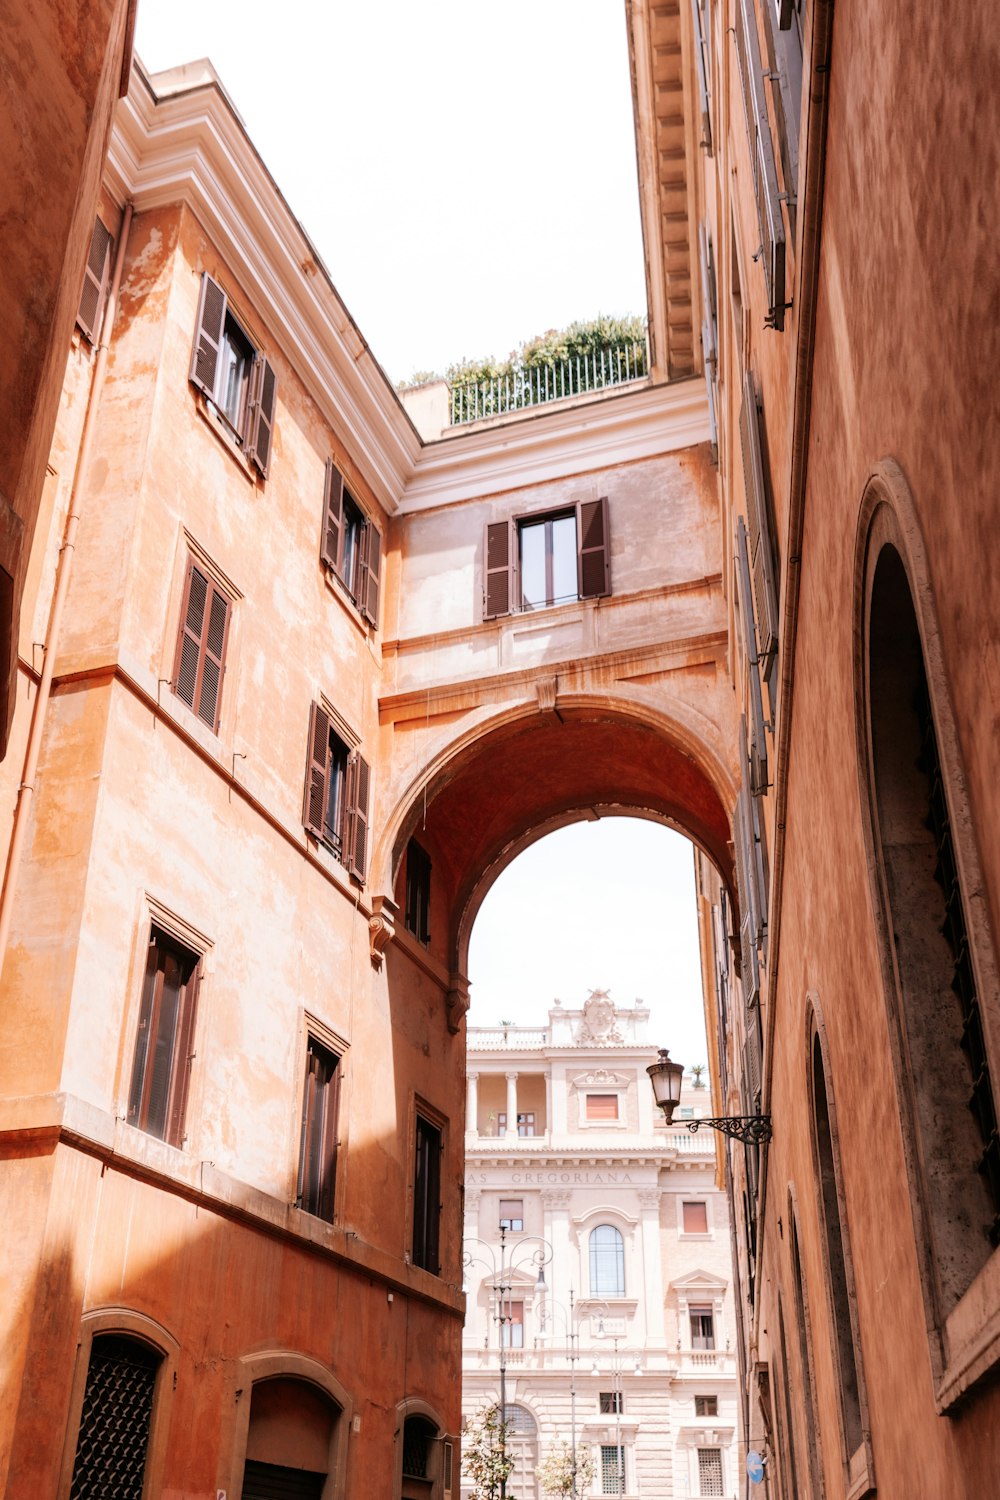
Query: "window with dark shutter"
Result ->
[[739, 372, 779, 672], [319, 459, 381, 625], [297, 1037, 341, 1221], [173, 559, 231, 732], [69, 1335, 160, 1499], [303, 704, 367, 880], [734, 0, 787, 328], [404, 838, 432, 944], [599, 1391, 624, 1414], [189, 272, 278, 476], [487, 500, 613, 618], [77, 216, 113, 344], [412, 1113, 442, 1273], [127, 927, 200, 1147]]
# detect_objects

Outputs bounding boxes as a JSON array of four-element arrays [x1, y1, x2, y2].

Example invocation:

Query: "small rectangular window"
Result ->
[[127, 926, 200, 1146], [601, 1444, 625, 1494], [77, 215, 114, 344], [498, 1111, 535, 1136], [501, 1300, 524, 1349], [302, 703, 371, 882], [499, 1198, 523, 1231], [189, 272, 277, 477], [695, 1394, 719, 1417], [173, 558, 231, 733], [412, 1113, 442, 1274], [483, 497, 610, 620], [404, 839, 432, 944], [683, 1201, 710, 1234], [698, 1447, 725, 1496], [599, 1391, 623, 1414], [586, 1093, 620, 1121], [321, 459, 382, 626], [297, 1037, 341, 1221], [690, 1305, 716, 1350]]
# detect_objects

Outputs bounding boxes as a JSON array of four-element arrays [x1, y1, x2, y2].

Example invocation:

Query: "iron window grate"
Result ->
[[70, 1336, 159, 1499]]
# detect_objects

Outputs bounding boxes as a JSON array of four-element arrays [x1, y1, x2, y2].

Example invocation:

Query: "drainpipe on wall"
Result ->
[[0, 201, 134, 982]]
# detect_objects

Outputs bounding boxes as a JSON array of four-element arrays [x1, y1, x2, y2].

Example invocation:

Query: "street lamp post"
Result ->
[[536, 1288, 581, 1499], [464, 1225, 553, 1499], [592, 1315, 637, 1497]]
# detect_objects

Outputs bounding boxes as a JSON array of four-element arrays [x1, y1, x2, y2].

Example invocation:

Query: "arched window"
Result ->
[[69, 1334, 162, 1498], [866, 542, 1000, 1308], [241, 1377, 340, 1499], [812, 1031, 867, 1480], [589, 1224, 625, 1296], [786, 1196, 824, 1500]]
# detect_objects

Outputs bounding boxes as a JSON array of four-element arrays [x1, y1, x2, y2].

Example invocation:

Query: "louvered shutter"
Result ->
[[362, 523, 382, 626], [484, 521, 514, 619], [173, 561, 230, 731], [734, 0, 787, 329], [197, 583, 230, 731], [189, 273, 227, 400], [690, 0, 713, 152], [303, 703, 331, 838], [77, 217, 113, 343], [736, 518, 769, 794], [739, 374, 779, 669], [321, 460, 345, 572], [344, 751, 370, 881], [738, 718, 768, 943], [168, 961, 200, 1146], [246, 355, 277, 477], [577, 496, 611, 599], [733, 784, 760, 1008]]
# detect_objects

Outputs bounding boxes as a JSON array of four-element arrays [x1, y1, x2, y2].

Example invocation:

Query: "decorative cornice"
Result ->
[[106, 61, 420, 514], [398, 378, 711, 513]]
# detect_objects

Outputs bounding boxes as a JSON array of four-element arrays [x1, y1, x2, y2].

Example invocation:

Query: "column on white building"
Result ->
[[467, 1072, 479, 1141], [544, 1068, 553, 1141], [505, 1071, 519, 1138], [637, 1186, 666, 1350], [540, 1188, 575, 1312]]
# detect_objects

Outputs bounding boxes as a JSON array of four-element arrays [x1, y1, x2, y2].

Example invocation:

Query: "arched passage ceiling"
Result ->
[[396, 705, 733, 966]]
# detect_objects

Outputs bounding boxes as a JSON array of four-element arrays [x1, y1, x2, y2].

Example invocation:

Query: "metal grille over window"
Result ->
[[601, 1444, 625, 1494], [70, 1335, 159, 1499], [697, 1446, 725, 1496]]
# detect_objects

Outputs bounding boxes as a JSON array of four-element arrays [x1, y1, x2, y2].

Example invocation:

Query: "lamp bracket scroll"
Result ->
[[686, 1115, 773, 1146]]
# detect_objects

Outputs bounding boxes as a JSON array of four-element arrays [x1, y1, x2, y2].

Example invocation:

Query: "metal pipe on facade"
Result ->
[[0, 201, 134, 981]]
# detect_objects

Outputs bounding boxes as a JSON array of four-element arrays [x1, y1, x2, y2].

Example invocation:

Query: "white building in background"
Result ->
[[462, 994, 739, 1499]]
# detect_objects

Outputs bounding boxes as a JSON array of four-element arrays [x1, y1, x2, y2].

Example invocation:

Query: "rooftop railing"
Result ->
[[467, 1026, 549, 1049], [449, 336, 650, 426]]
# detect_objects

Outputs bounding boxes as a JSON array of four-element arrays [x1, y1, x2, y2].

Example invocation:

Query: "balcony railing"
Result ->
[[468, 1026, 549, 1049], [449, 337, 650, 425]]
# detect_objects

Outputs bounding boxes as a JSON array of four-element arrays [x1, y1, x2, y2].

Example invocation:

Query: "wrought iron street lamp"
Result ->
[[463, 1225, 553, 1499], [646, 1048, 773, 1145], [536, 1288, 581, 1499]]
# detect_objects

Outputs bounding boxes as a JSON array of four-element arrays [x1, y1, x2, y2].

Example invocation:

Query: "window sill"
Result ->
[[323, 564, 374, 639], [308, 832, 363, 891], [194, 392, 259, 484], [935, 1242, 1000, 1411]]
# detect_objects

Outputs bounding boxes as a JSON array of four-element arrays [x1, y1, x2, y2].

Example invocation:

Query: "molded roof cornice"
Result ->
[[400, 377, 711, 512], [105, 60, 421, 514]]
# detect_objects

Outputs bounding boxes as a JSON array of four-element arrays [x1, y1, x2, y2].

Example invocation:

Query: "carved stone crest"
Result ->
[[577, 989, 623, 1044]]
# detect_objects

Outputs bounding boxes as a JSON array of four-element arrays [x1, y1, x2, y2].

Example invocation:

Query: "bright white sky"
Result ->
[[135, 0, 648, 383], [135, 0, 708, 1067]]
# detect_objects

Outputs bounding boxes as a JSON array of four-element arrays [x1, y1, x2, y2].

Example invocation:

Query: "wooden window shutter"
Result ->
[[732, 783, 760, 1007], [198, 583, 230, 731], [77, 216, 113, 344], [246, 355, 277, 477], [168, 960, 200, 1146], [739, 372, 779, 668], [345, 751, 371, 882], [734, 0, 786, 329], [321, 460, 345, 572], [483, 520, 514, 619], [739, 717, 769, 939], [361, 523, 382, 627], [189, 273, 228, 400], [577, 496, 611, 599], [173, 561, 230, 730], [691, 0, 713, 152], [736, 518, 769, 794], [303, 702, 331, 838]]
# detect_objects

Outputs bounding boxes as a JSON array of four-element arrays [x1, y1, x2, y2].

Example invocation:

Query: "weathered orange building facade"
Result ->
[[0, 1, 998, 1497]]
